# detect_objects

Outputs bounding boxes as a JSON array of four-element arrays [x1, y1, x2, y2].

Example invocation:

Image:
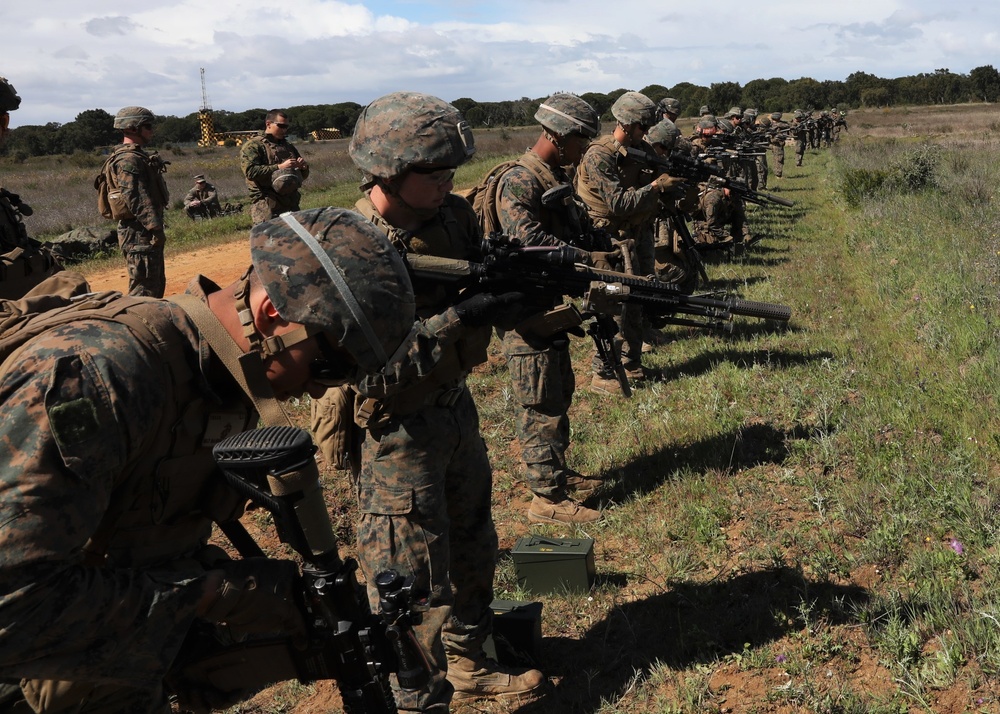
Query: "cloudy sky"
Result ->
[[4, 0, 998, 127]]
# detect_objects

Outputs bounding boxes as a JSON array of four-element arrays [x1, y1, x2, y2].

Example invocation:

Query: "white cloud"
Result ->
[[3, 0, 999, 127]]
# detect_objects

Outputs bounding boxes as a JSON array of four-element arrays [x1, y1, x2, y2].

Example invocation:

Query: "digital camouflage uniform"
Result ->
[[240, 133, 309, 225], [0, 208, 418, 713], [575, 135, 660, 372], [109, 143, 170, 297], [496, 151, 586, 498], [792, 115, 808, 166], [689, 133, 749, 245], [769, 113, 789, 178], [183, 180, 221, 220], [1, 76, 63, 300], [0, 281, 254, 713], [0, 188, 62, 300], [349, 193, 498, 712]]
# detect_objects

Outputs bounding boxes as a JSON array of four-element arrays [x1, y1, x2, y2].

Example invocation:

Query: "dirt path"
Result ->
[[82, 239, 251, 296]]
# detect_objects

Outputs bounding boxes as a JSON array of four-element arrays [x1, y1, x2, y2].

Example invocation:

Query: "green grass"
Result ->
[[59, 117, 996, 713]]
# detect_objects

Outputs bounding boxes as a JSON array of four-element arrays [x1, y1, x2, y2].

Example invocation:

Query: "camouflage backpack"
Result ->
[[457, 153, 552, 236], [94, 148, 134, 221]]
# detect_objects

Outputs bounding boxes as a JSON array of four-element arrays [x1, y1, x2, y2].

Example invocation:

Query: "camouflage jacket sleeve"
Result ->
[[354, 195, 489, 399], [578, 143, 659, 219], [240, 137, 276, 184], [497, 164, 578, 248], [0, 321, 205, 687], [113, 149, 164, 232]]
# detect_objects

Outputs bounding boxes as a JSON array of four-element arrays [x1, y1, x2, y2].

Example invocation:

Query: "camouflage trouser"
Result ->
[[117, 220, 165, 298], [249, 194, 301, 226], [355, 386, 498, 712], [501, 330, 574, 497], [756, 153, 769, 189], [795, 138, 806, 166], [653, 216, 697, 293], [697, 187, 746, 243], [0, 679, 169, 713], [772, 143, 785, 177]]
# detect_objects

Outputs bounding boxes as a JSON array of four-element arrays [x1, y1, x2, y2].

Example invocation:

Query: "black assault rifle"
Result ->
[[407, 235, 792, 396], [626, 146, 795, 208], [167, 426, 429, 714]]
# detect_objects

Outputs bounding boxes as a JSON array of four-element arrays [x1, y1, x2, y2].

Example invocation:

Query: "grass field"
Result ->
[[16, 103, 1000, 713]]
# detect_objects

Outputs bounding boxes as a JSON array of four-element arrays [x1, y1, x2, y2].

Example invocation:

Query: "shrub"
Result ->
[[839, 167, 890, 208], [891, 143, 940, 192]]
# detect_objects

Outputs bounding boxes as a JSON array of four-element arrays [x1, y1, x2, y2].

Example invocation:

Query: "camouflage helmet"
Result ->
[[250, 207, 416, 375], [659, 97, 681, 115], [610, 91, 658, 127], [793, 110, 804, 119], [0, 77, 21, 112], [771, 111, 783, 121], [699, 105, 711, 115], [757, 115, 772, 128], [646, 119, 681, 149], [534, 93, 600, 138], [743, 108, 758, 118], [726, 106, 742, 118], [114, 106, 155, 130], [272, 168, 303, 195], [697, 117, 718, 131], [349, 92, 475, 180]]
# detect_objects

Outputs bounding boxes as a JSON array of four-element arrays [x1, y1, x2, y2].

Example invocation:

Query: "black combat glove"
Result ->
[[455, 291, 528, 329]]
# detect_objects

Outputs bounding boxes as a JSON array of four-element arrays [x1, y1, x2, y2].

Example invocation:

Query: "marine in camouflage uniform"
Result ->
[[575, 91, 683, 394], [0, 76, 63, 299], [314, 92, 544, 711], [183, 174, 222, 219], [240, 110, 309, 225], [110, 106, 170, 298], [645, 119, 697, 292], [792, 110, 808, 166], [0, 208, 417, 713], [768, 111, 789, 178], [690, 118, 750, 246], [492, 94, 604, 525]]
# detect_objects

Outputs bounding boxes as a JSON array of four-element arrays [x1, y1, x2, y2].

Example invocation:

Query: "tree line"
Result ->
[[4, 65, 999, 160]]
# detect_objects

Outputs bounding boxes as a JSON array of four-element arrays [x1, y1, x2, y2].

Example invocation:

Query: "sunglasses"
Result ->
[[272, 122, 290, 129], [409, 165, 457, 185]]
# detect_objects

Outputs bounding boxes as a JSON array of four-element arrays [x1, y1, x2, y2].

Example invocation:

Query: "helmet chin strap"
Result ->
[[232, 266, 314, 359], [542, 129, 567, 164]]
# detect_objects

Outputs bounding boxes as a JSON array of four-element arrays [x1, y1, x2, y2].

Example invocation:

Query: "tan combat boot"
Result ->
[[589, 373, 623, 395], [446, 653, 545, 703], [564, 471, 602, 498], [528, 494, 602, 524]]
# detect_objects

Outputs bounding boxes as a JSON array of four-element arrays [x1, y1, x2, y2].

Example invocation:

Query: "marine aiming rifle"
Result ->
[[168, 426, 429, 714], [626, 146, 795, 208], [406, 235, 792, 395]]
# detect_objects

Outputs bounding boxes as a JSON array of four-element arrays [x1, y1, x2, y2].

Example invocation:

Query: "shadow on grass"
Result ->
[[647, 346, 830, 384], [599, 421, 816, 502], [515, 567, 869, 714]]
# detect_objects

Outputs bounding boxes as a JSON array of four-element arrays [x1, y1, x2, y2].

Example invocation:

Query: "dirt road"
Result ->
[[82, 239, 251, 296]]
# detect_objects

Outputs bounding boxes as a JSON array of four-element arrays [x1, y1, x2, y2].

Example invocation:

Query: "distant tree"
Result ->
[[860, 86, 891, 107], [58, 109, 118, 152], [969, 65, 1000, 102], [639, 84, 669, 103], [667, 83, 709, 117], [707, 81, 743, 113], [451, 97, 478, 114], [843, 71, 884, 106], [579, 92, 611, 117], [741, 77, 789, 112], [2, 123, 62, 157], [781, 78, 827, 111]]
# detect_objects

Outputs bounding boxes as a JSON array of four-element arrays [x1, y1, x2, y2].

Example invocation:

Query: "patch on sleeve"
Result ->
[[48, 398, 102, 450]]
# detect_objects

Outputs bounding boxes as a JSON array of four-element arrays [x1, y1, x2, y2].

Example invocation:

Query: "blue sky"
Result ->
[[3, 0, 999, 127]]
